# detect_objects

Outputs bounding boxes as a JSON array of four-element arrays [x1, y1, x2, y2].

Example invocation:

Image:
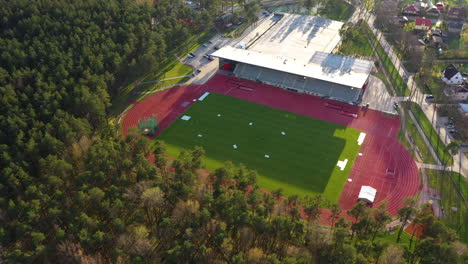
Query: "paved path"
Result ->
[[361, 75, 397, 114], [418, 163, 446, 170], [359, 10, 468, 178], [137, 75, 193, 86]]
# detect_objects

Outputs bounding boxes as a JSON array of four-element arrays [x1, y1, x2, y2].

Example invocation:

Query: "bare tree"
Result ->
[[379, 245, 405, 264]]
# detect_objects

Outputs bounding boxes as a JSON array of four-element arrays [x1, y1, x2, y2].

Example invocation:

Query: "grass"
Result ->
[[338, 25, 374, 57], [266, 1, 353, 21], [405, 102, 452, 166], [320, 1, 354, 21], [376, 230, 414, 246], [447, 36, 461, 50], [157, 93, 362, 202], [425, 169, 467, 243], [108, 60, 192, 117], [142, 60, 192, 83], [175, 29, 217, 58], [400, 104, 437, 164], [397, 125, 417, 161], [108, 79, 140, 117], [108, 29, 215, 117], [362, 23, 410, 96], [227, 22, 252, 38]]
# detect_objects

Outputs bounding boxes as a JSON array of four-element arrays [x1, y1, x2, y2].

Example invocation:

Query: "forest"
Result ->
[[0, 0, 466, 263]]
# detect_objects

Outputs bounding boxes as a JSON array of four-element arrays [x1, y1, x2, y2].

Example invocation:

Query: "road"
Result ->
[[358, 8, 468, 178], [182, 35, 234, 70]]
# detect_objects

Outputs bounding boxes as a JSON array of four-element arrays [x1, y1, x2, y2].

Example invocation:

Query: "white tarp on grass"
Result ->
[[336, 159, 348, 171], [358, 186, 377, 203], [198, 92, 210, 101]]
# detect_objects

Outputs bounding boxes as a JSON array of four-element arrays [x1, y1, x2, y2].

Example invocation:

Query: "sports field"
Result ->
[[158, 93, 362, 202]]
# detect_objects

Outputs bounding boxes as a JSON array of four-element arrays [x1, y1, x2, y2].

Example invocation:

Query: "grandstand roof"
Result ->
[[212, 46, 373, 88], [240, 13, 344, 62]]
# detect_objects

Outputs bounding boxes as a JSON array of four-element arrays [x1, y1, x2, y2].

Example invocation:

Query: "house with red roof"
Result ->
[[402, 5, 420, 15], [448, 7, 463, 19], [415, 17, 432, 30], [426, 6, 441, 17], [435, 2, 445, 11]]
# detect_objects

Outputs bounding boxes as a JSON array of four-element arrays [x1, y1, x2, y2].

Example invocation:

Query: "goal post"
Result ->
[[138, 114, 158, 135]]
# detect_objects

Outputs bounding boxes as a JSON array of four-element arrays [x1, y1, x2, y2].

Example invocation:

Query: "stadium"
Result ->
[[122, 13, 420, 217], [212, 13, 373, 105]]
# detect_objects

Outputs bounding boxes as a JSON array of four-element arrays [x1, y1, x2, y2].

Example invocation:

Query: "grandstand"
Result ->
[[212, 13, 374, 104]]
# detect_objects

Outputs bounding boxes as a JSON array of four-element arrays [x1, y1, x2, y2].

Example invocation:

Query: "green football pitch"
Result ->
[[158, 93, 362, 202]]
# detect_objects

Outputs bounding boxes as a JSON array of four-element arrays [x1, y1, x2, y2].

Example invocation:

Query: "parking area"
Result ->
[[183, 9, 269, 71], [361, 75, 398, 114], [183, 35, 234, 70]]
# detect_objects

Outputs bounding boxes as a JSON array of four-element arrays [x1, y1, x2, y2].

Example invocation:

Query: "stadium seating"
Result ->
[[234, 63, 363, 103]]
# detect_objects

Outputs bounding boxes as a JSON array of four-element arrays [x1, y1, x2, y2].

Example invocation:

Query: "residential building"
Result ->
[[426, 7, 441, 17], [441, 64, 464, 85], [435, 2, 445, 11], [415, 17, 432, 30], [448, 7, 463, 19], [459, 104, 468, 117], [402, 5, 420, 15]]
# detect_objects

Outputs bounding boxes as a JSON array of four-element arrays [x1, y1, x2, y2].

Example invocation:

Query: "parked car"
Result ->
[[426, 95, 434, 99], [208, 40, 213, 44], [446, 125, 455, 129], [202, 43, 208, 47], [208, 56, 214, 61], [203, 54, 209, 58], [398, 16, 409, 23], [234, 19, 244, 26], [214, 45, 221, 50], [189, 53, 196, 57]]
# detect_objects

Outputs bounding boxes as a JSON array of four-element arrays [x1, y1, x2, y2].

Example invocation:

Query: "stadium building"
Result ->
[[212, 13, 374, 104]]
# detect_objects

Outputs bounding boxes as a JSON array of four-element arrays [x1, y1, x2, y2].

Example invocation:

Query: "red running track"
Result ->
[[122, 74, 420, 216]]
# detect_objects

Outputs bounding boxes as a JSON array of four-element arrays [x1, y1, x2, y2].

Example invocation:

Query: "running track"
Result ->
[[122, 74, 420, 216]]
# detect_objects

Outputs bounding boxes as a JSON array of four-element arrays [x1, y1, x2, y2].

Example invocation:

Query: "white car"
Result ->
[[446, 125, 455, 129]]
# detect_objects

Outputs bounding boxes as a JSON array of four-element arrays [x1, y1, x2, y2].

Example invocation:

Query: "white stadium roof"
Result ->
[[241, 13, 344, 62], [212, 46, 373, 88], [358, 186, 377, 203]]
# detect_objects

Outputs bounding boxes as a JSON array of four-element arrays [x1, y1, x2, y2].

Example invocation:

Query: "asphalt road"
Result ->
[[183, 35, 235, 69]]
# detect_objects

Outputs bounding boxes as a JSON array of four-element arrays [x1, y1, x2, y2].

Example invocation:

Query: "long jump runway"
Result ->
[[122, 74, 420, 216]]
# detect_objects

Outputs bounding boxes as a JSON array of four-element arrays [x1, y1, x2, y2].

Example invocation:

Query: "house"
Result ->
[[435, 2, 445, 11], [441, 64, 464, 85], [448, 22, 464, 34], [448, 7, 463, 19], [426, 7, 441, 17], [415, 17, 432, 30], [459, 104, 468, 117], [414, 1, 428, 10], [431, 28, 442, 36], [444, 85, 468, 101], [431, 35, 443, 47], [403, 5, 420, 15]]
